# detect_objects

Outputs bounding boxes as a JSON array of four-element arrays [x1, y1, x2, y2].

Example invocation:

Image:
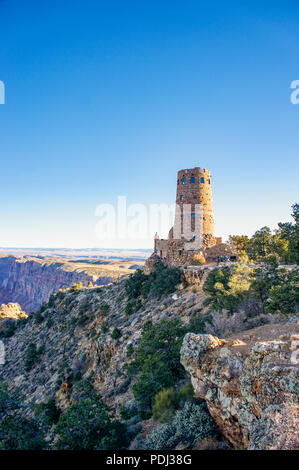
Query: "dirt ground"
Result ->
[[226, 321, 299, 355]]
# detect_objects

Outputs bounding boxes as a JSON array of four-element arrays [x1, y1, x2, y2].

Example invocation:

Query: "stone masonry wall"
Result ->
[[173, 167, 214, 239]]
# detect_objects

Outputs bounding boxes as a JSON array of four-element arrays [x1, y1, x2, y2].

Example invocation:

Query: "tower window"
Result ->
[[208, 179, 211, 184], [190, 177, 195, 183], [182, 177, 186, 184], [200, 177, 205, 183], [180, 195, 183, 201]]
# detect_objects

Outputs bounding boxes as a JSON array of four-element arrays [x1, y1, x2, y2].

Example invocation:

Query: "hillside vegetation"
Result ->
[[0, 204, 298, 450]]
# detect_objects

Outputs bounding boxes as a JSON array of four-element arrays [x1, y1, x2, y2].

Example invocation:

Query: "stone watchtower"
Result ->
[[172, 167, 215, 246], [148, 165, 229, 268]]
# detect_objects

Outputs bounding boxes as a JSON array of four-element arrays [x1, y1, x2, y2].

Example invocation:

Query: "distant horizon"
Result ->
[[0, 200, 296, 251], [0, 1, 298, 248]]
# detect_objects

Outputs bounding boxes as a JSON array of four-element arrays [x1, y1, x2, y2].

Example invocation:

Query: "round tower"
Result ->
[[172, 167, 215, 243]]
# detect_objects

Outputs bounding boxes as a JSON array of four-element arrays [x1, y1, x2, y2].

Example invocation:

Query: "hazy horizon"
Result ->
[[0, 1, 298, 248]]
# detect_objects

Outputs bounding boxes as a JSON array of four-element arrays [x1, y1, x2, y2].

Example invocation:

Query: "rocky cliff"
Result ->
[[0, 302, 27, 336], [0, 271, 298, 450], [0, 279, 201, 413], [181, 325, 299, 450], [0, 256, 113, 313]]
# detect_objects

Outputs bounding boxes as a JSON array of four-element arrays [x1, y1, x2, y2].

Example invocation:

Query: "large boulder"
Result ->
[[180, 323, 299, 449]]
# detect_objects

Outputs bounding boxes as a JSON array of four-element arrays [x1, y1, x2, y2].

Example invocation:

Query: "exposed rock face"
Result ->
[[143, 253, 161, 274], [0, 302, 26, 320], [0, 256, 112, 313], [0, 302, 27, 335], [180, 325, 299, 450], [0, 280, 207, 415], [181, 266, 213, 286]]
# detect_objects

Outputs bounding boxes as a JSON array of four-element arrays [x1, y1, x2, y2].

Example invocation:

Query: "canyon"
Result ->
[[0, 255, 143, 313]]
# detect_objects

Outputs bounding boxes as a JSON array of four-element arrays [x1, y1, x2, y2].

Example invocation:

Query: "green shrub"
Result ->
[[146, 401, 216, 450], [0, 382, 45, 450], [48, 294, 56, 307], [72, 371, 82, 383], [0, 381, 20, 413], [178, 383, 194, 401], [34, 398, 61, 426], [125, 269, 147, 300], [0, 321, 17, 339], [39, 304, 46, 313], [265, 269, 299, 314], [187, 315, 206, 334], [202, 256, 292, 315], [101, 321, 109, 334], [24, 343, 44, 372], [126, 344, 134, 358], [119, 404, 138, 421], [111, 327, 121, 340], [99, 302, 110, 315], [125, 263, 181, 301], [46, 318, 54, 328], [125, 298, 142, 315], [54, 396, 128, 450], [34, 311, 45, 324], [128, 319, 186, 412], [0, 415, 45, 450], [152, 387, 180, 423], [203, 262, 253, 313], [76, 314, 88, 326]]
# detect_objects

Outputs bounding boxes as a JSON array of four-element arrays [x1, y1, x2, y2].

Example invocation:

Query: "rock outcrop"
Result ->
[[0, 302, 27, 336], [0, 302, 26, 320], [180, 324, 299, 450]]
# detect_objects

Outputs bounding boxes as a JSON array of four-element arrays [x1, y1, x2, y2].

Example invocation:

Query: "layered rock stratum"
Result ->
[[0, 256, 123, 312]]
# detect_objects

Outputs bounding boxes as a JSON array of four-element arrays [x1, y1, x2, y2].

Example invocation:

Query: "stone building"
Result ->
[[146, 166, 235, 269]]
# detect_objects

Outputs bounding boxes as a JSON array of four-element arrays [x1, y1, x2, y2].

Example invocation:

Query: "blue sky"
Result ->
[[0, 0, 298, 249]]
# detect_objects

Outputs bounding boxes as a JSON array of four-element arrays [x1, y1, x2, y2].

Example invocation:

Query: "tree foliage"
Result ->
[[128, 319, 186, 412], [55, 395, 128, 450], [203, 254, 298, 315], [125, 263, 181, 301], [229, 204, 299, 264], [0, 381, 45, 450]]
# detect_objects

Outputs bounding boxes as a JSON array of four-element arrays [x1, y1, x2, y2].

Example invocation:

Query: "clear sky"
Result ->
[[0, 0, 298, 249]]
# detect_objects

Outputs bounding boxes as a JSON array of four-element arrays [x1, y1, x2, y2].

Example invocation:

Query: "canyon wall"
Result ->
[[0, 257, 112, 313]]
